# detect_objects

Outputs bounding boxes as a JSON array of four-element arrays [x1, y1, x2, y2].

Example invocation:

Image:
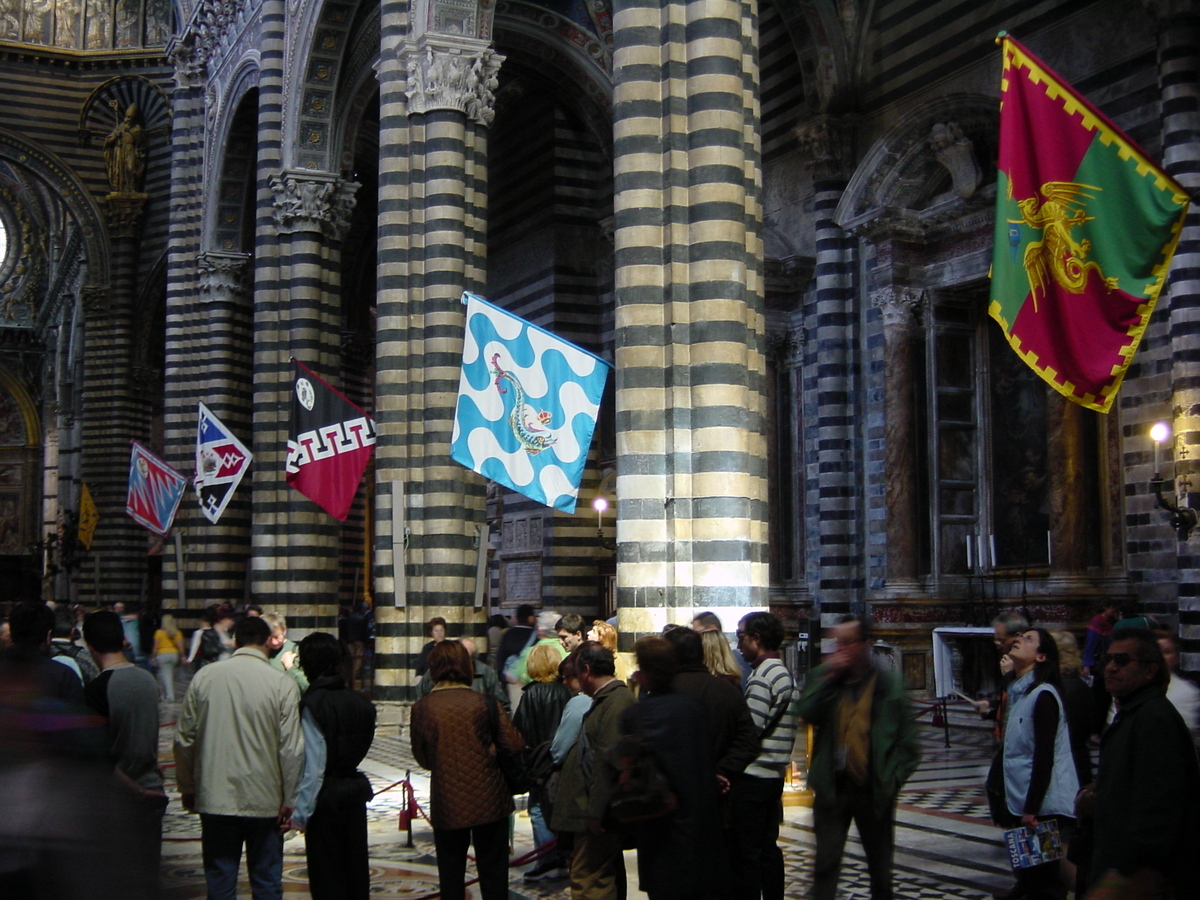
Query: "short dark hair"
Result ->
[[516, 604, 536, 624], [427, 639, 473, 685], [234, 615, 271, 648], [9, 601, 55, 648], [663, 626, 704, 666], [739, 612, 784, 651], [692, 611, 723, 631], [555, 613, 586, 635], [245, 605, 263, 616], [576, 640, 615, 677], [425, 616, 447, 637], [1111, 626, 1170, 689], [299, 632, 344, 682], [634, 636, 678, 693], [83, 610, 126, 654]]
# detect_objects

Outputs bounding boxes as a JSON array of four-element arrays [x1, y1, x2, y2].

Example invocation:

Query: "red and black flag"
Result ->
[[990, 34, 1191, 412], [285, 359, 376, 521]]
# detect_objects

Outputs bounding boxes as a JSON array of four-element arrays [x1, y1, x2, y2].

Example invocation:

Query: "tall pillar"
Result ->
[[373, 0, 501, 700], [177, 251, 254, 602], [612, 0, 767, 638], [1150, 0, 1200, 659], [872, 285, 922, 586], [250, 170, 358, 627], [79, 190, 150, 603], [161, 39, 212, 611], [796, 114, 858, 625]]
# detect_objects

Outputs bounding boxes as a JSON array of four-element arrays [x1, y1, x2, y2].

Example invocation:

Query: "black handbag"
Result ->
[[605, 733, 677, 824], [487, 697, 532, 795]]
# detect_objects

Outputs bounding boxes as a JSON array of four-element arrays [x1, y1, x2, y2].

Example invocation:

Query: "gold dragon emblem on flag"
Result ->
[[1009, 180, 1119, 310]]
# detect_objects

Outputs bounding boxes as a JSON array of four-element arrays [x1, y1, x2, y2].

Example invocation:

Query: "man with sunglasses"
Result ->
[[1083, 627, 1200, 900]]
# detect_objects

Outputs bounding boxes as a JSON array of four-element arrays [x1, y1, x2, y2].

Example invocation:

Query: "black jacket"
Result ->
[[513, 680, 571, 748], [671, 664, 760, 779], [302, 675, 377, 810]]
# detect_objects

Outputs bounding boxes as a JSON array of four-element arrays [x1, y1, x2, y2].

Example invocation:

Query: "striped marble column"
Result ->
[[1152, 0, 1200, 662], [796, 115, 858, 627], [612, 0, 768, 640], [250, 170, 358, 627], [79, 194, 152, 603], [160, 44, 209, 612], [373, 8, 501, 700]]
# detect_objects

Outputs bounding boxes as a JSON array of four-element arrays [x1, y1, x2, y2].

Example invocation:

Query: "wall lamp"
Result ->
[[1150, 421, 1197, 541], [592, 493, 617, 551]]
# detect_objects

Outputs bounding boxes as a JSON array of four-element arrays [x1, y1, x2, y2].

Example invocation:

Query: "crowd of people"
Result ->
[[2, 597, 1199, 900], [980, 610, 1200, 900]]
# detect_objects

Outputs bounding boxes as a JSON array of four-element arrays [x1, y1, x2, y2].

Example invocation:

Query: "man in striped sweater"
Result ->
[[729, 612, 798, 900]]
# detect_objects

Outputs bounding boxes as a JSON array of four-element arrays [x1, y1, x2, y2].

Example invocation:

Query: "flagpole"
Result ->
[[174, 531, 187, 609], [474, 523, 488, 609], [391, 480, 406, 608]]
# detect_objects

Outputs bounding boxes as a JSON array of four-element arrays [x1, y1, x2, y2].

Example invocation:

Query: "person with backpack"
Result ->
[[513, 642, 572, 882]]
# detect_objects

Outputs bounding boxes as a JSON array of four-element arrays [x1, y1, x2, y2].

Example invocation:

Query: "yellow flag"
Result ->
[[78, 482, 99, 550]]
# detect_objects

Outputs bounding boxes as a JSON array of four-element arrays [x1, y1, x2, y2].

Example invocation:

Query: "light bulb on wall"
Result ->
[[1150, 421, 1171, 476]]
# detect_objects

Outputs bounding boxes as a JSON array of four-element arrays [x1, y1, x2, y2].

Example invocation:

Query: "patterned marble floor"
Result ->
[[157, 705, 1015, 899]]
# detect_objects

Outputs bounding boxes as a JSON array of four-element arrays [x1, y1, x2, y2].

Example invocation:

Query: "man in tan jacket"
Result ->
[[174, 615, 304, 900]]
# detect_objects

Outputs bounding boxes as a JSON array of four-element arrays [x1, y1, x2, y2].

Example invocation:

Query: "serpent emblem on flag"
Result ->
[[490, 353, 557, 456], [1009, 180, 1119, 310]]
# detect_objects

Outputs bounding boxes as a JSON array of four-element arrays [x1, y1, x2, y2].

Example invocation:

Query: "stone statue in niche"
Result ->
[[103, 102, 147, 194], [929, 121, 981, 200], [0, 0, 19, 40]]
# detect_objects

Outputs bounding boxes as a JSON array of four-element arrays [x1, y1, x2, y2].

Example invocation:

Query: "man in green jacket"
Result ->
[[796, 615, 919, 900], [550, 642, 635, 899]]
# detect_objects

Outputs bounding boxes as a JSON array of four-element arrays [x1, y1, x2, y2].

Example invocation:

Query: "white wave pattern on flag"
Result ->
[[451, 293, 609, 513]]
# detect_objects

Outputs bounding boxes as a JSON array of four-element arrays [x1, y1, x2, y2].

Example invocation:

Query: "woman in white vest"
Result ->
[[1001, 627, 1080, 900]]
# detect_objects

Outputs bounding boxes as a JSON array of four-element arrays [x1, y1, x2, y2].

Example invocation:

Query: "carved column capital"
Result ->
[[198, 250, 252, 303], [871, 286, 924, 330], [103, 194, 148, 236], [398, 36, 504, 126], [766, 327, 805, 367], [81, 285, 111, 317], [270, 170, 361, 240], [169, 39, 207, 89], [796, 115, 859, 181]]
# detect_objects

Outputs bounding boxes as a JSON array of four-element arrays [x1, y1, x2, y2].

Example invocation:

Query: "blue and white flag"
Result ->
[[451, 292, 612, 512], [195, 403, 253, 524]]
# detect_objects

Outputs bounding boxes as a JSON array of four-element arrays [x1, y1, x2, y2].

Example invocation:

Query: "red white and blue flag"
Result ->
[[126, 441, 188, 536], [195, 403, 253, 524], [285, 359, 376, 521]]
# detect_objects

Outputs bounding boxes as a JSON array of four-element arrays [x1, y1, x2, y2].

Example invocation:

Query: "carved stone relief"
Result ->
[[400, 39, 503, 126], [197, 250, 251, 303], [270, 170, 360, 240], [929, 121, 981, 200]]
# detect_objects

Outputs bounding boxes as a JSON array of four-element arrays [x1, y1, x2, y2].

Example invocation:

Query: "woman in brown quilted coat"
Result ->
[[411, 639, 525, 900]]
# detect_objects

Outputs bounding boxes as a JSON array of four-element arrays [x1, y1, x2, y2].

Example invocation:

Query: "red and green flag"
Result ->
[[990, 34, 1190, 413]]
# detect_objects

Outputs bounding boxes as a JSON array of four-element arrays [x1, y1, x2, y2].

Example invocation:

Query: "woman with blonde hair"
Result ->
[[701, 628, 742, 686], [151, 613, 185, 701], [512, 643, 572, 881], [587, 619, 632, 683]]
